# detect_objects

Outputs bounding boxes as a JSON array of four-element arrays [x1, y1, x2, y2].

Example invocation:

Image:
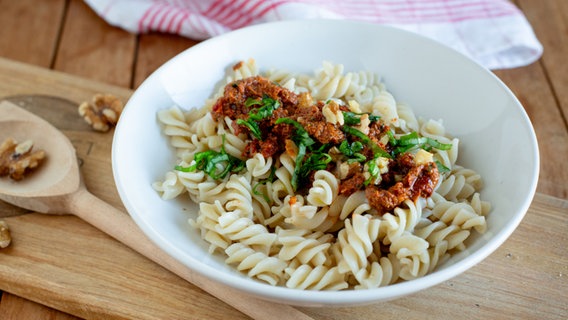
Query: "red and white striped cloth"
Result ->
[[84, 0, 542, 69]]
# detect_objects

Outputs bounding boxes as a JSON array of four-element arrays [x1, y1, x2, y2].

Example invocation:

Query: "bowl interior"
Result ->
[[112, 20, 539, 306]]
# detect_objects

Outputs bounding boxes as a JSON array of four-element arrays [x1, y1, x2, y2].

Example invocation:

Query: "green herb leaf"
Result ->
[[236, 118, 262, 140], [302, 152, 332, 174], [343, 112, 362, 125], [391, 132, 453, 155], [292, 148, 332, 191], [238, 96, 281, 140], [342, 111, 380, 125], [338, 140, 366, 163], [291, 143, 307, 191], [250, 96, 280, 120], [274, 117, 315, 148], [368, 114, 380, 122], [245, 97, 262, 107], [175, 135, 244, 180], [342, 126, 392, 159], [364, 157, 381, 186], [435, 160, 451, 173]]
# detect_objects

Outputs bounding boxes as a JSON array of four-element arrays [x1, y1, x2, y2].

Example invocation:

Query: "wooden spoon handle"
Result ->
[[67, 188, 314, 320]]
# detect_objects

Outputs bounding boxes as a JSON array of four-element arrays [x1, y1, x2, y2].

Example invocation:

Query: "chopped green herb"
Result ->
[[291, 145, 332, 191], [244, 97, 263, 107], [237, 95, 281, 140], [338, 140, 366, 163], [342, 111, 380, 125], [364, 157, 381, 186], [368, 114, 380, 122], [248, 96, 280, 121], [342, 125, 392, 159], [343, 112, 362, 125], [274, 117, 315, 148], [291, 143, 307, 191], [236, 118, 262, 140], [435, 160, 451, 173], [390, 131, 453, 155], [174, 135, 244, 180], [274, 117, 331, 191]]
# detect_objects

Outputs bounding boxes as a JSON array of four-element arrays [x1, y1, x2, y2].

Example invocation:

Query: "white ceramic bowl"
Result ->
[[112, 20, 539, 307]]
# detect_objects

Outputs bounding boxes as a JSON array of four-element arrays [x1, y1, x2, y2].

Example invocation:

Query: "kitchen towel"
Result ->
[[84, 0, 543, 69]]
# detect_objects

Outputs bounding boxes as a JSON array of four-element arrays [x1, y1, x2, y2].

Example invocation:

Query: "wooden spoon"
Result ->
[[0, 101, 313, 320]]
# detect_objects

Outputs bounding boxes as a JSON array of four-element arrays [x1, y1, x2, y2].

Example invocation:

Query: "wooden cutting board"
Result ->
[[0, 58, 567, 320]]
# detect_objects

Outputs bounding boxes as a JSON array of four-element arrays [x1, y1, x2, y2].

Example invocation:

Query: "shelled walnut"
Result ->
[[0, 138, 46, 181], [78, 93, 124, 132], [0, 220, 11, 249]]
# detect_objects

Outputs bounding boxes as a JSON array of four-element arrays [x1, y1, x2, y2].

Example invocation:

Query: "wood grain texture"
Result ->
[[494, 63, 568, 199], [1, 197, 566, 320], [1, 1, 568, 319], [0, 58, 566, 320], [0, 293, 80, 320], [53, 0, 136, 87], [134, 33, 198, 88], [0, 0, 66, 67], [501, 0, 568, 199], [0, 214, 249, 320], [519, 0, 568, 122]]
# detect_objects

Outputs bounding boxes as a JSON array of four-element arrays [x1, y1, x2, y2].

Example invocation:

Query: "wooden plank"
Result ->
[[0, 0, 66, 68], [134, 33, 198, 88], [53, 0, 136, 87], [494, 63, 568, 199], [0, 59, 565, 320], [0, 57, 131, 108], [0, 214, 250, 320], [1, 195, 566, 320], [0, 293, 80, 320], [518, 0, 568, 123]]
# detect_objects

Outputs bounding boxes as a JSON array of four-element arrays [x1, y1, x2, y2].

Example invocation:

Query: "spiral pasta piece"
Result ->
[[431, 201, 487, 233], [414, 218, 471, 251], [307, 170, 339, 207], [336, 214, 382, 275], [190, 200, 231, 253], [277, 228, 333, 267], [382, 199, 423, 244], [152, 170, 185, 200], [390, 233, 430, 280], [339, 191, 372, 220], [225, 243, 286, 286], [285, 264, 348, 290], [216, 211, 277, 252], [371, 90, 399, 127], [435, 172, 477, 202], [246, 153, 274, 179]]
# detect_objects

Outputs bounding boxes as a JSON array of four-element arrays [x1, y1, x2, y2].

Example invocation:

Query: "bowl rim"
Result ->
[[112, 19, 539, 306]]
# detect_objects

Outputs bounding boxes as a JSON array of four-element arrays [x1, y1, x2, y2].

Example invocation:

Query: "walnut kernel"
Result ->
[[0, 220, 11, 249], [78, 93, 124, 132], [0, 138, 46, 181]]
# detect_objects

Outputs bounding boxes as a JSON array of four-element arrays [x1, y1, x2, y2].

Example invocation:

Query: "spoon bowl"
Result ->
[[0, 101, 79, 212]]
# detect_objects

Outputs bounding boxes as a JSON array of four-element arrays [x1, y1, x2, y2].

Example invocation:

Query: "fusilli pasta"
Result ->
[[154, 59, 490, 290]]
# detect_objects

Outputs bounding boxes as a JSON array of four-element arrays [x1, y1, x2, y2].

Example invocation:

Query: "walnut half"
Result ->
[[78, 93, 124, 132], [0, 220, 11, 249], [0, 138, 46, 181]]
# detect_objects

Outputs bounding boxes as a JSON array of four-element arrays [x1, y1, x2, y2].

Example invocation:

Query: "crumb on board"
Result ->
[[0, 220, 11, 249], [0, 138, 46, 181], [78, 93, 124, 132]]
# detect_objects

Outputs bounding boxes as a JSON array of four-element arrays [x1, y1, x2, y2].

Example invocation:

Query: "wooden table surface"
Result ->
[[0, 0, 566, 319]]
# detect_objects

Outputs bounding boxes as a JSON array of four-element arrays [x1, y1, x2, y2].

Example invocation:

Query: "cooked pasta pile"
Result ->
[[153, 59, 490, 290]]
